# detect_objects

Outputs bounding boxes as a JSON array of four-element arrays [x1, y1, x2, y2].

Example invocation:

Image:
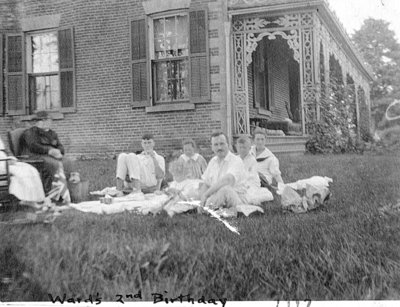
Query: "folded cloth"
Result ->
[[277, 176, 333, 213]]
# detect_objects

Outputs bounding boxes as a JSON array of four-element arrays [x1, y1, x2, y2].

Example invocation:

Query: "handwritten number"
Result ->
[[116, 294, 124, 304]]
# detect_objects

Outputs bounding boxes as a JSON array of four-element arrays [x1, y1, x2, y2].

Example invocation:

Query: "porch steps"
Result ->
[[265, 136, 309, 154]]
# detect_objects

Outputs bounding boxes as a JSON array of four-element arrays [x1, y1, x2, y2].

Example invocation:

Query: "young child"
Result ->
[[177, 138, 207, 180], [167, 157, 202, 201]]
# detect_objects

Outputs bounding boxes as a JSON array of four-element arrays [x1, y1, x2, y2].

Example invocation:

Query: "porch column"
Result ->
[[225, 17, 233, 141], [300, 12, 318, 134], [231, 23, 249, 136]]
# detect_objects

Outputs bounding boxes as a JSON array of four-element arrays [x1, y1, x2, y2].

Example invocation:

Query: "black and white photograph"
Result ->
[[0, 0, 399, 305]]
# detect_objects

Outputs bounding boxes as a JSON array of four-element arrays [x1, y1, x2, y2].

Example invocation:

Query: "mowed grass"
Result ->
[[1, 153, 400, 301]]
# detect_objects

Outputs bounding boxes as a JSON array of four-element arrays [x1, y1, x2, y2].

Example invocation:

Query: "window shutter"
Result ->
[[5, 34, 25, 115], [58, 27, 75, 110], [131, 18, 149, 107], [189, 9, 210, 102], [0, 33, 3, 116]]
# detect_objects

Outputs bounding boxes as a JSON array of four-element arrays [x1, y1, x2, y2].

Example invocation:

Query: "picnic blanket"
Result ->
[[71, 181, 266, 217], [70, 192, 170, 215]]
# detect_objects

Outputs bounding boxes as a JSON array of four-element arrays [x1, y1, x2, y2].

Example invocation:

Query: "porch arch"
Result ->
[[231, 13, 317, 136]]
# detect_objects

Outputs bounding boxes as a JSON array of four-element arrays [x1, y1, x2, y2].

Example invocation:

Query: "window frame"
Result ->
[[148, 10, 191, 105], [25, 29, 61, 113], [4, 26, 75, 118]]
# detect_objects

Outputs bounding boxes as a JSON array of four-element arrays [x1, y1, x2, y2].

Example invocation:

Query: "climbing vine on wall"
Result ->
[[306, 77, 363, 154]]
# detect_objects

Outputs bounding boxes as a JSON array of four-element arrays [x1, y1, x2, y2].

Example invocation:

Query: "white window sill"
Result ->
[[145, 103, 195, 113]]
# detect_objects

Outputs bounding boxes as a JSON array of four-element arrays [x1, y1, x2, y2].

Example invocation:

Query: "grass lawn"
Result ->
[[1, 152, 400, 302]]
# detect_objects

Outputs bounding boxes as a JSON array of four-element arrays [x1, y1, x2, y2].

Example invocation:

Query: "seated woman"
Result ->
[[0, 137, 45, 206], [177, 139, 207, 180], [250, 128, 284, 188]]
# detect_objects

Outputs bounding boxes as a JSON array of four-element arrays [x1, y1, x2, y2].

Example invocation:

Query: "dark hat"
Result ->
[[34, 111, 50, 121]]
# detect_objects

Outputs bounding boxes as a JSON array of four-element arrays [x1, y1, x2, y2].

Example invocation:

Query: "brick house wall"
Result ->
[[0, 0, 225, 159]]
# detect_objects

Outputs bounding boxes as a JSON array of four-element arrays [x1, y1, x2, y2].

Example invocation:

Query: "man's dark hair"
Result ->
[[142, 133, 154, 140], [210, 131, 228, 143]]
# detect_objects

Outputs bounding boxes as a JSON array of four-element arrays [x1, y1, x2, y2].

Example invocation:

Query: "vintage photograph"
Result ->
[[0, 0, 399, 304]]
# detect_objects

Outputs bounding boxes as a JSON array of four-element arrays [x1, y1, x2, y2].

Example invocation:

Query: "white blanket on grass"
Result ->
[[70, 192, 170, 215], [72, 181, 268, 217]]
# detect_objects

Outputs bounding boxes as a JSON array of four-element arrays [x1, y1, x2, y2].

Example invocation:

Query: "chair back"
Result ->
[[7, 128, 27, 157]]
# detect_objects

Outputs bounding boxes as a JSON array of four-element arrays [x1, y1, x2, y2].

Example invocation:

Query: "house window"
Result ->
[[4, 28, 75, 116], [26, 31, 61, 111], [130, 9, 210, 108], [152, 15, 189, 103]]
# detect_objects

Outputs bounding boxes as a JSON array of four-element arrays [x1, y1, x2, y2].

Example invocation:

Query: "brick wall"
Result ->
[[0, 0, 224, 159]]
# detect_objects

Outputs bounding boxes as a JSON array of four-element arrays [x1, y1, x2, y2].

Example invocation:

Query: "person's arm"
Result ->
[[200, 174, 235, 206], [270, 157, 284, 185], [151, 154, 165, 179], [52, 131, 65, 155]]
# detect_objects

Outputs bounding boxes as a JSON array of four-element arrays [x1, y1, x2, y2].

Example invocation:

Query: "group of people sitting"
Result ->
[[115, 128, 283, 210], [1, 108, 283, 212], [0, 111, 71, 208]]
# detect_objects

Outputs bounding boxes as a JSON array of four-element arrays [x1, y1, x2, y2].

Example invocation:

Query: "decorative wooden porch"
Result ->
[[226, 0, 373, 154]]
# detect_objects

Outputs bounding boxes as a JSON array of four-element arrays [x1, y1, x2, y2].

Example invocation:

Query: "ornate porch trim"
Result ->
[[231, 12, 319, 135]]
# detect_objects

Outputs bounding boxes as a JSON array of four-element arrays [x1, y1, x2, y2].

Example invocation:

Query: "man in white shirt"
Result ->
[[200, 131, 248, 210], [116, 134, 165, 194]]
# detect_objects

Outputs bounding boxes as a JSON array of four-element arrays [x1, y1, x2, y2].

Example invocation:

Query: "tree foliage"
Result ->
[[352, 18, 400, 129], [352, 18, 400, 105]]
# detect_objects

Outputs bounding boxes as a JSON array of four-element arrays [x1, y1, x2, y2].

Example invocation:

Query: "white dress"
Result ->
[[0, 139, 45, 202]]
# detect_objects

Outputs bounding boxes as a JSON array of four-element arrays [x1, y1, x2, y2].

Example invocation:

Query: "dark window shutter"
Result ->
[[0, 33, 3, 116], [58, 27, 75, 110], [6, 34, 25, 115], [131, 18, 149, 107], [189, 9, 210, 102]]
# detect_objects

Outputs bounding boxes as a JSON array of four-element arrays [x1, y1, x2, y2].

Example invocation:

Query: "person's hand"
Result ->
[[48, 148, 62, 159]]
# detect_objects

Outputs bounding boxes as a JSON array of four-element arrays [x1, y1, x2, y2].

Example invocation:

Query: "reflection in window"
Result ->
[[153, 15, 189, 103], [27, 32, 60, 111], [29, 75, 61, 110]]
